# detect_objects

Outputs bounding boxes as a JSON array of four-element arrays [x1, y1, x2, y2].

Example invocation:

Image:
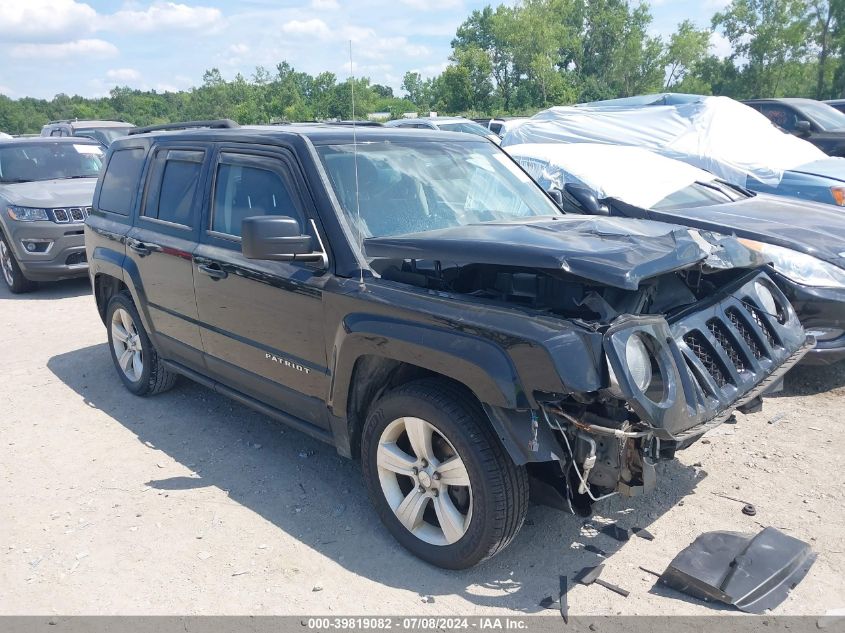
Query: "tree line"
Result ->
[[1, 0, 843, 135]]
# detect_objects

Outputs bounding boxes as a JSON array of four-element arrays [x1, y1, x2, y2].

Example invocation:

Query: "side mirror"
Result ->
[[241, 216, 322, 262], [564, 183, 609, 216], [795, 120, 812, 135], [548, 188, 565, 208]]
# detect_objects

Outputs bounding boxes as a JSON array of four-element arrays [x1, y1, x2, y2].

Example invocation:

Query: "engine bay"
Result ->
[[373, 258, 746, 323]]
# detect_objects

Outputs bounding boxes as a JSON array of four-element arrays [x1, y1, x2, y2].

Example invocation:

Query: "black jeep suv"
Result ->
[[85, 121, 812, 569]]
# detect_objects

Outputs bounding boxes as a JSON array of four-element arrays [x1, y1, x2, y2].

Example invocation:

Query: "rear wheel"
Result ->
[[361, 379, 528, 569], [106, 292, 177, 396], [0, 234, 36, 294]]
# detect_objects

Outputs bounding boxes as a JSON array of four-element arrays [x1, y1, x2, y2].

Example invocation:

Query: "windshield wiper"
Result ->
[[0, 178, 32, 183], [56, 175, 96, 180]]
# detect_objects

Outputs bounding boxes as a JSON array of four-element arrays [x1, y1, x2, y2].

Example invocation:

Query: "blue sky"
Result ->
[[0, 0, 732, 100]]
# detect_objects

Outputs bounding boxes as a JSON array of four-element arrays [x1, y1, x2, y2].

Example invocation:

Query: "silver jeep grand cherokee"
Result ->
[[0, 137, 103, 293]]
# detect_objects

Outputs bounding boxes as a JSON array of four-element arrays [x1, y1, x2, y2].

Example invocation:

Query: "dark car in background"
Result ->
[[41, 120, 134, 147], [507, 142, 845, 365], [0, 137, 103, 292], [743, 98, 845, 157]]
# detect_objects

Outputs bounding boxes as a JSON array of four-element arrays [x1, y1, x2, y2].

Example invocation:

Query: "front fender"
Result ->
[[329, 313, 531, 414]]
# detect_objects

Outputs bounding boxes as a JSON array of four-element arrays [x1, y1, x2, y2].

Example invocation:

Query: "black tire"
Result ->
[[0, 233, 36, 294], [106, 292, 177, 396], [361, 379, 529, 569]]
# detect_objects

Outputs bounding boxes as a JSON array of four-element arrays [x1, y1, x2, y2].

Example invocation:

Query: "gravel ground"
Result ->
[[1, 277, 843, 616]]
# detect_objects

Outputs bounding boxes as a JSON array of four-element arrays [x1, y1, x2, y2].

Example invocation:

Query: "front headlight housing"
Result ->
[[626, 334, 653, 392], [7, 206, 49, 222], [738, 239, 845, 289]]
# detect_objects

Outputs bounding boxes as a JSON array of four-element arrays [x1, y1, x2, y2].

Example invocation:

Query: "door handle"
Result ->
[[128, 241, 151, 257], [198, 263, 228, 280]]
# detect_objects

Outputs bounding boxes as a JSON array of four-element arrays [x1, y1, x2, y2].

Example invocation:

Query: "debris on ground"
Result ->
[[601, 524, 631, 542], [658, 527, 816, 613], [632, 527, 655, 541], [574, 564, 630, 597], [584, 544, 608, 557]]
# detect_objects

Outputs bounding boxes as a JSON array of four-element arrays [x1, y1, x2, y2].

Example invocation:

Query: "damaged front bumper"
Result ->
[[603, 271, 812, 445], [540, 272, 812, 508]]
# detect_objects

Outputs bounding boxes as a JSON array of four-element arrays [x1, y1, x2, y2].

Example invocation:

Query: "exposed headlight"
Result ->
[[754, 280, 778, 316], [738, 239, 845, 289], [7, 206, 49, 222], [626, 334, 653, 392]]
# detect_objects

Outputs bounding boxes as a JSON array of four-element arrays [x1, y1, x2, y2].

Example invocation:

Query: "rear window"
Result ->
[[97, 148, 145, 215], [143, 149, 204, 227]]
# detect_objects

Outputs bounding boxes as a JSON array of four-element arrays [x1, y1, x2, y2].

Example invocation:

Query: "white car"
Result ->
[[385, 116, 500, 144]]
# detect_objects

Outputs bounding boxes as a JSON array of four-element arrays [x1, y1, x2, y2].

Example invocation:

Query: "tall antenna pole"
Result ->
[[349, 40, 365, 290]]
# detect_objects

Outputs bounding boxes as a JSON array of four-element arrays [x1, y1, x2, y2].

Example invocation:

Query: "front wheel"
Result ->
[[0, 234, 36, 294], [361, 379, 528, 569]]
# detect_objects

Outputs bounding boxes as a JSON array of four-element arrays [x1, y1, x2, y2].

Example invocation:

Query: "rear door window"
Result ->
[[143, 149, 205, 227], [98, 148, 146, 215]]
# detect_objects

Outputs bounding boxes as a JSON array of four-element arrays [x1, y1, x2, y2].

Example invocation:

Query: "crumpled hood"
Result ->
[[0, 178, 97, 208], [792, 157, 845, 183], [646, 195, 845, 269], [365, 216, 765, 290]]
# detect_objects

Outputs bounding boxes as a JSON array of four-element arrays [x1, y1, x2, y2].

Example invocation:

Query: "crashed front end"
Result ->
[[365, 218, 813, 514], [538, 270, 813, 514]]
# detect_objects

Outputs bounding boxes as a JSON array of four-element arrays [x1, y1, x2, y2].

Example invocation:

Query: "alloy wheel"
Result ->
[[111, 307, 144, 382], [377, 416, 473, 546], [0, 240, 14, 288]]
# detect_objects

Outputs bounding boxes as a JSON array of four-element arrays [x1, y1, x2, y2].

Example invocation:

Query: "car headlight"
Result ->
[[7, 206, 49, 222], [738, 239, 845, 289], [626, 334, 653, 392]]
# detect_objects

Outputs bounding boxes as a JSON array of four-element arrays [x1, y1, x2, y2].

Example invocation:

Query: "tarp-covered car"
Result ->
[[502, 94, 845, 208], [507, 142, 845, 365]]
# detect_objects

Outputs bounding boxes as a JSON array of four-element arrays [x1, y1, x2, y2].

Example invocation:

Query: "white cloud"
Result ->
[[281, 18, 331, 38], [11, 38, 118, 60], [710, 31, 732, 58], [399, 0, 463, 10], [311, 0, 339, 9], [106, 68, 142, 82], [100, 2, 222, 32], [0, 0, 97, 41], [229, 43, 249, 55]]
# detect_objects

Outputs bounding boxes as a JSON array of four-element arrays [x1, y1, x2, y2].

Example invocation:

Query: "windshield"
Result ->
[[0, 142, 103, 183], [652, 180, 738, 211], [798, 100, 845, 131], [316, 140, 561, 238], [437, 121, 492, 138], [75, 128, 128, 146]]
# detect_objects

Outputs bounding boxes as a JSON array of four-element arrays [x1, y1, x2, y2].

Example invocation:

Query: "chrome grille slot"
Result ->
[[684, 331, 730, 388], [69, 207, 85, 222], [707, 318, 748, 373], [727, 308, 766, 360], [53, 208, 69, 223]]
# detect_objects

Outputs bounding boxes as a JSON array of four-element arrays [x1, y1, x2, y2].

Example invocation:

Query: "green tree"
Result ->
[[663, 20, 712, 89], [713, 0, 811, 97]]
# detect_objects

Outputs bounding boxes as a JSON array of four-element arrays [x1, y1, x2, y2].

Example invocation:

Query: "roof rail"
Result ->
[[128, 119, 239, 136]]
